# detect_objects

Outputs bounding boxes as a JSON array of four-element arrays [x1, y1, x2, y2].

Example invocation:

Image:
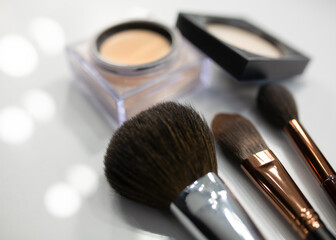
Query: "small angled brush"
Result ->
[[212, 113, 336, 240], [105, 102, 264, 240], [257, 84, 336, 206]]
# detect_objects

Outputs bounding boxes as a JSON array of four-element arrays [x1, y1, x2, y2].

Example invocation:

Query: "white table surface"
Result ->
[[1, 0, 335, 239]]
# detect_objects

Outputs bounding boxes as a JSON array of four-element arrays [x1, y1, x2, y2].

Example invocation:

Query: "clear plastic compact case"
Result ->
[[67, 21, 209, 126]]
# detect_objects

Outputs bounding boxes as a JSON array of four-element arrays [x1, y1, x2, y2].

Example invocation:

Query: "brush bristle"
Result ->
[[211, 114, 268, 162], [104, 102, 217, 210], [257, 84, 298, 128]]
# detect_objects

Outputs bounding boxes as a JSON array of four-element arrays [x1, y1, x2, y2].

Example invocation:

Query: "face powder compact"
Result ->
[[67, 20, 208, 125], [177, 12, 309, 80]]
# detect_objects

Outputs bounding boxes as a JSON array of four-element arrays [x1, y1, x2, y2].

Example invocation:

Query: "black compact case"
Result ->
[[176, 12, 310, 81]]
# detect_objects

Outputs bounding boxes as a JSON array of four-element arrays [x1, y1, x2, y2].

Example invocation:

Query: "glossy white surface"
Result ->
[[1, 0, 335, 239]]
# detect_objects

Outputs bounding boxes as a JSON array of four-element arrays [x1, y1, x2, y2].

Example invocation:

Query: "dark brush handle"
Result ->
[[285, 120, 336, 207], [321, 175, 336, 206], [306, 226, 336, 240]]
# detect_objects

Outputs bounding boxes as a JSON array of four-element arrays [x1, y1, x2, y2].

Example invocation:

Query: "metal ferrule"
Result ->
[[242, 149, 323, 239], [171, 172, 264, 240], [284, 119, 335, 184]]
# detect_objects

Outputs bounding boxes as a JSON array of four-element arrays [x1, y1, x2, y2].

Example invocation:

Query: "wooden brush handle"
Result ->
[[322, 175, 336, 206]]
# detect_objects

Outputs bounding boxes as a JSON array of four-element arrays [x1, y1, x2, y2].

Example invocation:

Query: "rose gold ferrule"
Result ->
[[242, 149, 323, 239], [284, 119, 335, 184]]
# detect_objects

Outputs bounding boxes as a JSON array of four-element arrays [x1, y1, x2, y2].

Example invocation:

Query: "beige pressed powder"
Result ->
[[99, 29, 171, 65], [206, 23, 282, 58]]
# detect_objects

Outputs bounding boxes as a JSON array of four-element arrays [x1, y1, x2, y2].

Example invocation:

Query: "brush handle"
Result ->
[[285, 119, 336, 206], [171, 172, 264, 240], [242, 149, 334, 240], [306, 226, 336, 240], [321, 175, 336, 206]]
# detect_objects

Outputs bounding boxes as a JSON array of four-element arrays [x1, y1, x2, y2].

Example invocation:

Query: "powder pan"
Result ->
[[177, 12, 310, 81], [91, 21, 179, 76]]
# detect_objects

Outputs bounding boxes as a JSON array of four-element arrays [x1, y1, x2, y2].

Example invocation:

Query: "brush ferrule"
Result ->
[[171, 172, 264, 240], [242, 149, 323, 239], [284, 119, 335, 184]]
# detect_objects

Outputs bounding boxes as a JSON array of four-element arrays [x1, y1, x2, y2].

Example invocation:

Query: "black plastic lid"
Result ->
[[176, 12, 310, 81]]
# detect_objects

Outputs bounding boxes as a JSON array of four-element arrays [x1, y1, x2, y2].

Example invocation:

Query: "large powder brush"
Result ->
[[105, 102, 264, 240], [257, 84, 336, 206], [212, 113, 335, 240]]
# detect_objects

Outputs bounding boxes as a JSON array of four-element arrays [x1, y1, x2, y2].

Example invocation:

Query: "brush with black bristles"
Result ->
[[257, 84, 336, 206], [104, 102, 264, 240], [212, 113, 336, 240]]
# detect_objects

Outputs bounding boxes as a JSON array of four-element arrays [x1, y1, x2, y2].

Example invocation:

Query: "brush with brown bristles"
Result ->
[[212, 113, 336, 240], [257, 84, 336, 206], [104, 102, 264, 240]]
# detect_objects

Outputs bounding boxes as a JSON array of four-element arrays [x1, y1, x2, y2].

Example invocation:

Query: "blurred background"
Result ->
[[0, 0, 335, 239]]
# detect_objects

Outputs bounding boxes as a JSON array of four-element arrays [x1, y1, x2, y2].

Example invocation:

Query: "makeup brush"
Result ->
[[104, 102, 264, 240], [257, 84, 336, 206], [211, 113, 336, 240]]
